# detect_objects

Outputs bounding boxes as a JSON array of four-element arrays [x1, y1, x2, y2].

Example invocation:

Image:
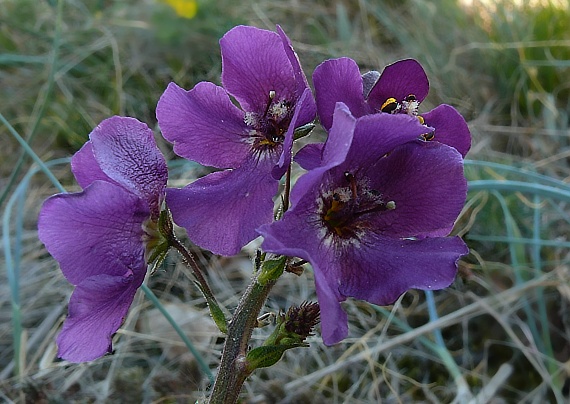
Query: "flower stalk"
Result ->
[[208, 273, 277, 404]]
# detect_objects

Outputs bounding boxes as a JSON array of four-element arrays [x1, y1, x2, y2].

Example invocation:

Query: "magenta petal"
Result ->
[[57, 271, 144, 362], [365, 141, 466, 237], [313, 58, 369, 130], [89, 116, 167, 213], [71, 141, 115, 189], [38, 181, 148, 285], [367, 59, 429, 110], [167, 159, 278, 256], [157, 81, 251, 168], [339, 235, 468, 305], [221, 26, 296, 114], [422, 104, 471, 157]]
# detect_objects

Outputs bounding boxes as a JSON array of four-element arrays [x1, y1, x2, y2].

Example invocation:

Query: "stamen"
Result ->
[[421, 132, 435, 141], [344, 172, 358, 200], [263, 90, 276, 117]]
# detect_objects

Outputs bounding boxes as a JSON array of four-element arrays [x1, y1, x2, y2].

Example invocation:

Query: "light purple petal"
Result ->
[[338, 235, 468, 305], [422, 104, 471, 157], [276, 25, 309, 99], [345, 112, 434, 167], [258, 204, 349, 345], [289, 103, 356, 207], [367, 59, 429, 111], [361, 141, 466, 237], [314, 268, 349, 345], [313, 57, 369, 130], [38, 181, 148, 285], [294, 143, 324, 171], [272, 88, 314, 179], [167, 158, 278, 256], [157, 81, 251, 168], [71, 141, 115, 189], [89, 116, 167, 214], [221, 26, 296, 114], [57, 270, 145, 362]]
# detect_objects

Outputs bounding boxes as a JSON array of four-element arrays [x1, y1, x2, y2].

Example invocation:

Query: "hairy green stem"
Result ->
[[208, 276, 276, 404]]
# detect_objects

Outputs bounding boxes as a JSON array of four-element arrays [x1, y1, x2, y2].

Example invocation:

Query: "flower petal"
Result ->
[[71, 141, 115, 189], [422, 104, 471, 157], [56, 270, 145, 362], [272, 88, 314, 179], [294, 143, 324, 171], [89, 116, 167, 214], [289, 103, 356, 206], [345, 112, 434, 167], [258, 200, 349, 345], [38, 181, 148, 285], [221, 25, 296, 114], [338, 235, 468, 305], [361, 141, 466, 237], [367, 59, 429, 111], [167, 158, 278, 256], [313, 57, 369, 130], [157, 81, 251, 168]]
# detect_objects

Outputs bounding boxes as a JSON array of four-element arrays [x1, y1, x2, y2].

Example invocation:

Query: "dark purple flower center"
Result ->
[[246, 91, 293, 158], [319, 172, 395, 241]]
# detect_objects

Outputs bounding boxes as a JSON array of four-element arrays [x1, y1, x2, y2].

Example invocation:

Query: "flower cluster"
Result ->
[[39, 24, 470, 362]]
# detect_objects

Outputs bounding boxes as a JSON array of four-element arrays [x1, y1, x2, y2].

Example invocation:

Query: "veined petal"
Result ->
[[71, 141, 115, 189], [294, 143, 324, 171], [157, 81, 251, 168], [258, 200, 349, 345], [276, 25, 310, 99], [345, 112, 433, 167], [338, 235, 468, 305], [221, 25, 296, 114], [167, 158, 278, 256], [272, 88, 314, 179], [367, 59, 429, 111], [313, 57, 369, 130], [56, 270, 145, 362], [422, 104, 471, 157], [362, 141, 466, 237], [289, 103, 356, 206], [38, 181, 148, 285], [89, 116, 167, 214]]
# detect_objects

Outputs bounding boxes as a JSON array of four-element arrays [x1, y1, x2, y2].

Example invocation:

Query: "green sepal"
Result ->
[[144, 209, 173, 273], [257, 255, 287, 285], [293, 122, 315, 140], [245, 343, 305, 372], [194, 281, 228, 334]]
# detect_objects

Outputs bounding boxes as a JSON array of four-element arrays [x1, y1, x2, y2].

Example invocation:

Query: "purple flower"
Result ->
[[313, 57, 471, 157], [258, 104, 469, 345], [156, 25, 316, 256], [38, 117, 168, 362]]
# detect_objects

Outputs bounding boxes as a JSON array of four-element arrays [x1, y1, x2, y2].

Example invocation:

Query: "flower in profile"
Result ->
[[157, 25, 316, 256], [38, 117, 168, 362], [313, 57, 471, 157], [258, 104, 469, 345]]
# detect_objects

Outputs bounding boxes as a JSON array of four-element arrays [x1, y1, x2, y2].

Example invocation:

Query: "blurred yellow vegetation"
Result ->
[[160, 0, 197, 19]]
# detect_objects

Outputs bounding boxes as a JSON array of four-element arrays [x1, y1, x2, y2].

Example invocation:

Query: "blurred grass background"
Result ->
[[1, 0, 570, 402]]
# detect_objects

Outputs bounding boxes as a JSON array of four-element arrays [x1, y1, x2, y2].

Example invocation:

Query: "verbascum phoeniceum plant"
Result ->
[[38, 24, 471, 403]]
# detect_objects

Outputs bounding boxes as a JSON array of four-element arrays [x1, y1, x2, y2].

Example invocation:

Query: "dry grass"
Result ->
[[2, 0, 570, 402]]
